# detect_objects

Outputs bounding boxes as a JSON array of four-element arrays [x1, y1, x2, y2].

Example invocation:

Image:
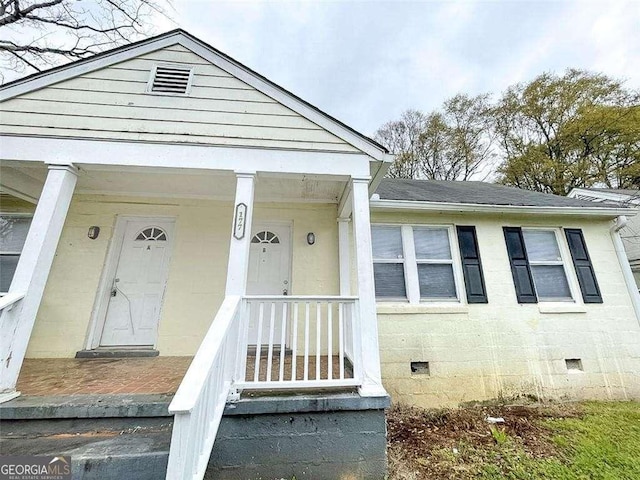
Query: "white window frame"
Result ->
[[372, 223, 466, 305], [522, 227, 582, 304], [0, 213, 33, 295], [371, 225, 407, 302]]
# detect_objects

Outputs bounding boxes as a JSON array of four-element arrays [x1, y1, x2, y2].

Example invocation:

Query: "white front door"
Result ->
[[247, 223, 292, 345], [100, 219, 174, 347]]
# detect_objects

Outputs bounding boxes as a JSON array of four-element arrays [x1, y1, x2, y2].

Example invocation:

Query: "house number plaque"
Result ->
[[233, 203, 247, 240]]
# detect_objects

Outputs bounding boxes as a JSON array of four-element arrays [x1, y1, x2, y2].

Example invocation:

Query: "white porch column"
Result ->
[[0, 164, 78, 396], [351, 177, 387, 397], [225, 172, 256, 296], [338, 218, 351, 296]]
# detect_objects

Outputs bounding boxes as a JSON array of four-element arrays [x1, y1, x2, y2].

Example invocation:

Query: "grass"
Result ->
[[388, 401, 640, 479]]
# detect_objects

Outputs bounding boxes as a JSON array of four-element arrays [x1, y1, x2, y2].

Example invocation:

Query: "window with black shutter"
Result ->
[[456, 226, 488, 303], [371, 224, 465, 304], [564, 229, 603, 303], [503, 227, 538, 303]]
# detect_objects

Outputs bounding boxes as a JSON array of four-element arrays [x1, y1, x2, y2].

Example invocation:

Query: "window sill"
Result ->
[[376, 303, 469, 315], [538, 303, 587, 314]]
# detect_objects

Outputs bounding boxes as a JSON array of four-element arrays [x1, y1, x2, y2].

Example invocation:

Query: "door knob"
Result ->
[[283, 288, 288, 296]]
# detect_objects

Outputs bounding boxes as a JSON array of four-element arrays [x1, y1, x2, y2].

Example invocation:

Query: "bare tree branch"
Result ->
[[0, 0, 174, 79], [0, 0, 64, 27]]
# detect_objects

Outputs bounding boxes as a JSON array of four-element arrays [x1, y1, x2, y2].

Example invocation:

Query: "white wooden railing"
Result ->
[[0, 292, 26, 393], [236, 296, 362, 390], [166, 295, 242, 480], [165, 294, 362, 480], [0, 292, 25, 312]]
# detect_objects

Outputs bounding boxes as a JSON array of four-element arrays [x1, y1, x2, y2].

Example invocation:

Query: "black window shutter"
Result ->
[[564, 229, 603, 303], [456, 226, 488, 303], [503, 227, 537, 303]]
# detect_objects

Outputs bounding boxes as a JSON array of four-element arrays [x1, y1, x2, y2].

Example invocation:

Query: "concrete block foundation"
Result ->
[[207, 392, 390, 480]]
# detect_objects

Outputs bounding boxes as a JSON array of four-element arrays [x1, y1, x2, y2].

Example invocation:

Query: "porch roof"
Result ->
[[0, 161, 351, 204]]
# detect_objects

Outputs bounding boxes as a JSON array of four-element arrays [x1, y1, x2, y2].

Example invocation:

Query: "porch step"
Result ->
[[0, 394, 173, 480], [1, 418, 171, 480], [75, 347, 159, 358], [0, 393, 173, 420]]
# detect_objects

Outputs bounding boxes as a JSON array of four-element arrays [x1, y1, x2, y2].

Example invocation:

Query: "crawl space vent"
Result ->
[[149, 65, 193, 94]]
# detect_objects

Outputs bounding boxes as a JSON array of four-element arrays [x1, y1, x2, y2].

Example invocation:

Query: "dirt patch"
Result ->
[[387, 402, 582, 479]]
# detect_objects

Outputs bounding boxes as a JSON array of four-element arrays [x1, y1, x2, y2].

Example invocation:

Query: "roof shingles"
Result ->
[[375, 179, 621, 209]]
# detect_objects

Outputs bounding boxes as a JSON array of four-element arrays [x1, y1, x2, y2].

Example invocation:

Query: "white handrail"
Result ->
[[0, 292, 25, 311], [243, 295, 358, 300], [166, 295, 242, 479]]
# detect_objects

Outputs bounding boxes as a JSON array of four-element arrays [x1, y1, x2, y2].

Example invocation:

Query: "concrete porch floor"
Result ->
[[16, 354, 353, 396]]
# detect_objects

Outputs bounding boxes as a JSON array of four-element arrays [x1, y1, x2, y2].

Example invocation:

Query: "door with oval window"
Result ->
[[100, 219, 174, 347], [247, 223, 292, 345]]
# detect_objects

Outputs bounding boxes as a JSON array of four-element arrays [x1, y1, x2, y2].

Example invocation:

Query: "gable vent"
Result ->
[[148, 65, 193, 94]]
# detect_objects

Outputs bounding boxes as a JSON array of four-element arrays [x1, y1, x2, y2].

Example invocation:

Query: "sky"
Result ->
[[2, 0, 638, 138], [157, 0, 640, 137]]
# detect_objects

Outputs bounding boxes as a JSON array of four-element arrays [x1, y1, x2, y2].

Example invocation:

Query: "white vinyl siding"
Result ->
[[372, 224, 464, 304], [0, 44, 360, 153], [522, 229, 573, 301]]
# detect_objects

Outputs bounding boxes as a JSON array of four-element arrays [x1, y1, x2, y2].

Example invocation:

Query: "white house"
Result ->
[[1, 29, 640, 479], [569, 187, 640, 291]]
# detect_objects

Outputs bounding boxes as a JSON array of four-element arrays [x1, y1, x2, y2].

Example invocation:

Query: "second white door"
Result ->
[[247, 223, 292, 345]]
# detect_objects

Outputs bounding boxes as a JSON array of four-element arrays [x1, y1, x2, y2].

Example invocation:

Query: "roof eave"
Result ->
[[370, 199, 635, 218]]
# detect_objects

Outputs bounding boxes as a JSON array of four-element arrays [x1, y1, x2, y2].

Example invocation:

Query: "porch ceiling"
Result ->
[[0, 161, 347, 204]]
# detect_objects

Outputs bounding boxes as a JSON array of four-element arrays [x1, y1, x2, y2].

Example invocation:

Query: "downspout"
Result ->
[[611, 216, 640, 326]]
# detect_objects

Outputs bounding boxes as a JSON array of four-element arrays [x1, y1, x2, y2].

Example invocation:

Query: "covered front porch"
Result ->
[[1, 158, 375, 380], [0, 140, 389, 478]]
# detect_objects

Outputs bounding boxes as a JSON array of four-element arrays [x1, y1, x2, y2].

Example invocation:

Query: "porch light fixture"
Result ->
[[88, 226, 100, 240], [306, 232, 315, 245]]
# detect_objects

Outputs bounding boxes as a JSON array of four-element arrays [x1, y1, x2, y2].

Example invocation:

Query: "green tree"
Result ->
[[495, 69, 639, 195], [375, 94, 495, 181]]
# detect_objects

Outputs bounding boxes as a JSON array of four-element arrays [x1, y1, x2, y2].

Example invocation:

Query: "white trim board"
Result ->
[[0, 29, 389, 161], [74, 189, 340, 204], [0, 135, 372, 177]]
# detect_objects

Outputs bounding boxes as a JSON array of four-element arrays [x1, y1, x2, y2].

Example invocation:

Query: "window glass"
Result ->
[[0, 216, 32, 293], [0, 256, 19, 293], [372, 224, 461, 302], [523, 229, 572, 301], [372, 226, 403, 259], [0, 217, 31, 252], [530, 265, 572, 300], [523, 230, 561, 262], [135, 227, 167, 241], [373, 263, 406, 298], [418, 264, 456, 298], [413, 227, 451, 260]]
